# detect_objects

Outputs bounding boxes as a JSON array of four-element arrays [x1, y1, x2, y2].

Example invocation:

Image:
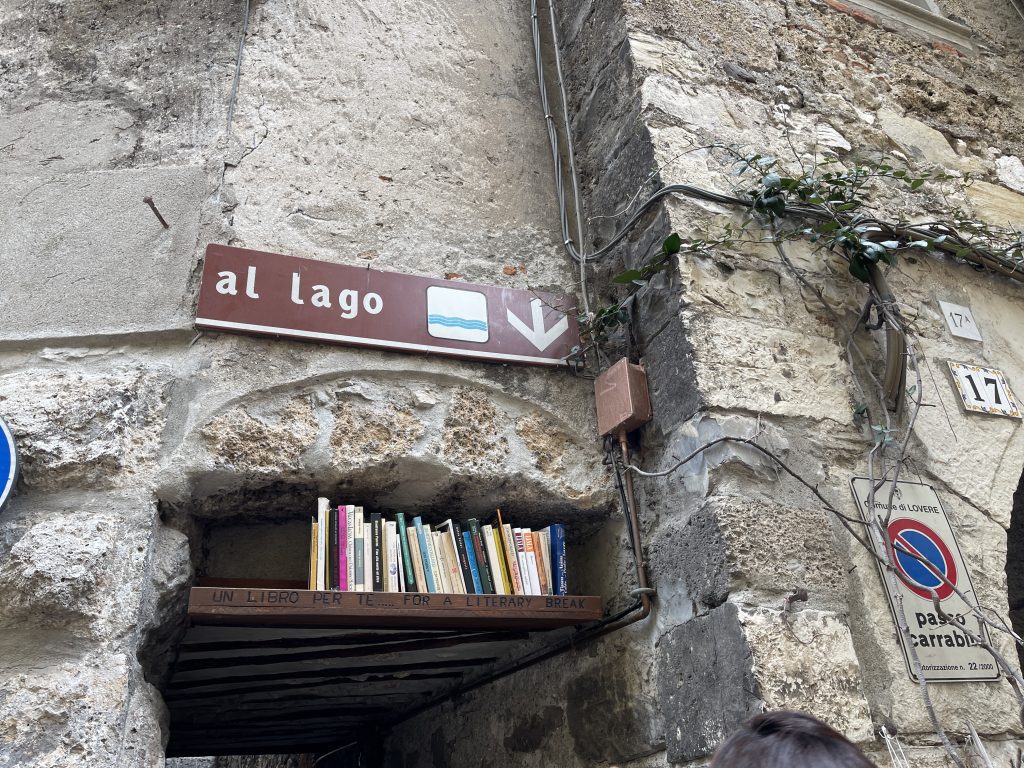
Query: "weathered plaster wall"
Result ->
[[0, 1, 610, 765], [383, 0, 1024, 766]]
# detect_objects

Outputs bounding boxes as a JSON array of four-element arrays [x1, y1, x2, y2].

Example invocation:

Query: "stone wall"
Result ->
[[384, 0, 1024, 766], [0, 1, 609, 765], [3, 0, 1024, 766]]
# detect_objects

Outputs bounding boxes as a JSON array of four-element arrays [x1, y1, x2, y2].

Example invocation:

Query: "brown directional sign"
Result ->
[[195, 244, 580, 366]]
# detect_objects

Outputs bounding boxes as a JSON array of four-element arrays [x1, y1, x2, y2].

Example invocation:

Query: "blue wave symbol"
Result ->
[[428, 314, 488, 331]]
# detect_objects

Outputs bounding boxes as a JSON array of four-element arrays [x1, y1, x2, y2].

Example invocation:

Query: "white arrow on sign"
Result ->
[[506, 299, 569, 352]]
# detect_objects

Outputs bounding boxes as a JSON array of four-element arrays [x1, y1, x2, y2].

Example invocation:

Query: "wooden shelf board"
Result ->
[[188, 586, 603, 629]]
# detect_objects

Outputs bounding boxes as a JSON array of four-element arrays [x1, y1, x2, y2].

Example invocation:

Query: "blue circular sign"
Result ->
[[888, 518, 957, 600], [0, 416, 19, 511]]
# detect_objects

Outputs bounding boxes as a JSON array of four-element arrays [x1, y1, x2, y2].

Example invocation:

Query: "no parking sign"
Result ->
[[851, 478, 999, 683]]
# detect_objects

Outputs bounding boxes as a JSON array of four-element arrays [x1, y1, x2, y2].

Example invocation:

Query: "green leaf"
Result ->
[[910, 178, 925, 190], [612, 269, 643, 284], [663, 233, 682, 254], [763, 172, 782, 190], [848, 256, 871, 283]]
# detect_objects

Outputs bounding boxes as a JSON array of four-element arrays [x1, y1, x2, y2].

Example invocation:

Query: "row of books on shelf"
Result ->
[[309, 499, 567, 596]]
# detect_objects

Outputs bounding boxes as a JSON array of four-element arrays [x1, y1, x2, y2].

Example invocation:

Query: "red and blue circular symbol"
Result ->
[[888, 518, 957, 601], [0, 416, 18, 511]]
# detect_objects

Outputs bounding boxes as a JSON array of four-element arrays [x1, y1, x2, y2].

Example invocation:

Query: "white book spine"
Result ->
[[385, 521, 400, 593], [430, 531, 451, 593], [396, 536, 406, 592], [353, 508, 365, 591], [440, 521, 466, 593], [316, 497, 329, 591], [523, 528, 541, 596], [512, 528, 532, 595], [362, 523, 372, 593]]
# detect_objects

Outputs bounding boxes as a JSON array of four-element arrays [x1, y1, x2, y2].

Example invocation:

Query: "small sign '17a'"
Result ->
[[194, 245, 580, 367]]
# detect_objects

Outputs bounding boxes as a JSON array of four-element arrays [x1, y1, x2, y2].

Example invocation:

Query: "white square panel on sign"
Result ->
[[426, 286, 489, 343], [938, 301, 983, 341], [948, 361, 1021, 418]]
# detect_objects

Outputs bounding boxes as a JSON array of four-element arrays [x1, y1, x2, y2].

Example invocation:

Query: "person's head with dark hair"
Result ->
[[710, 711, 878, 768]]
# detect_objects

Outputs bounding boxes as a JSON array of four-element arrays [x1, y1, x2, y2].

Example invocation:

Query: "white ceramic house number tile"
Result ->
[[947, 361, 1022, 418]]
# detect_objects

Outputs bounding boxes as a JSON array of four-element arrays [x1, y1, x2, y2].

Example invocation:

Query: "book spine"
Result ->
[[328, 506, 339, 591], [396, 534, 406, 592], [532, 531, 549, 596], [514, 528, 535, 595], [522, 529, 541, 596], [467, 519, 493, 594], [408, 526, 428, 594], [316, 498, 328, 591], [451, 521, 475, 594], [482, 525, 508, 595], [430, 531, 450, 593], [463, 531, 484, 594], [362, 523, 371, 592], [396, 512, 416, 592], [370, 512, 383, 592], [550, 523, 567, 596], [353, 508, 365, 591], [309, 517, 318, 590], [445, 532, 464, 594], [342, 507, 350, 593], [413, 517, 437, 593], [540, 528, 552, 595], [500, 523, 524, 595], [386, 521, 399, 592], [346, 506, 356, 591]]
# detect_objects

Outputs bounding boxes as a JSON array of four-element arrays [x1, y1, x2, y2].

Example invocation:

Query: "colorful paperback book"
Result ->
[[353, 508, 365, 591], [451, 520, 475, 594], [370, 512, 384, 592], [437, 520, 467, 593], [328, 505, 340, 591], [386, 520, 400, 592], [316, 498, 329, 591], [532, 531, 549, 596], [346, 505, 356, 591], [396, 534, 406, 592], [499, 519, 524, 595], [408, 526, 428, 593], [308, 518, 318, 590], [539, 527, 552, 594], [362, 523, 372, 592], [482, 525, 509, 595], [463, 531, 484, 594], [396, 512, 416, 592], [512, 528, 530, 594], [430, 531, 451, 593], [337, 505, 348, 592], [549, 523, 567, 596], [522, 528, 541, 596], [413, 517, 437, 593], [467, 519, 493, 594]]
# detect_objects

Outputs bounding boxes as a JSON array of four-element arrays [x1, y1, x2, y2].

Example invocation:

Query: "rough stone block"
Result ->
[[657, 603, 761, 763], [715, 496, 847, 600], [0, 653, 164, 768], [0, 495, 156, 637], [0, 166, 207, 341], [965, 180, 1024, 227], [739, 606, 874, 743], [687, 310, 853, 423], [0, 367, 169, 492]]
